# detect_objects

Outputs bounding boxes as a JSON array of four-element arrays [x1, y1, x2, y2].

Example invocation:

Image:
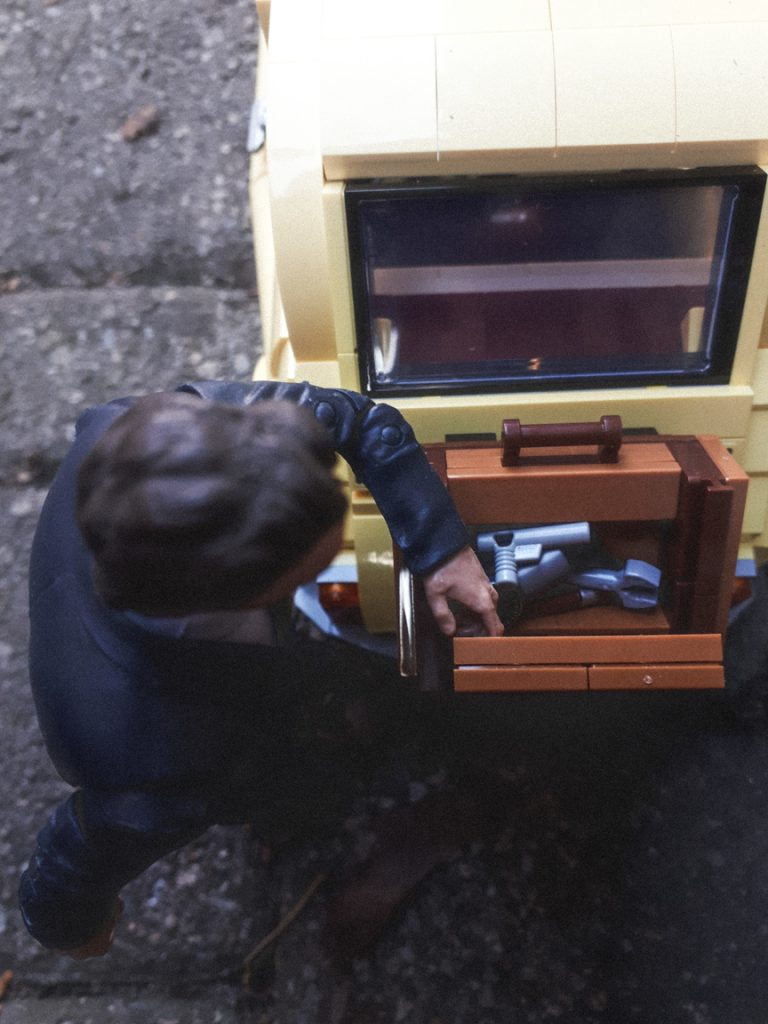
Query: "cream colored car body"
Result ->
[[250, 0, 768, 632]]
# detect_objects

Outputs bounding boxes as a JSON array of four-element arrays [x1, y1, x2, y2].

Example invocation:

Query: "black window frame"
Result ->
[[345, 167, 766, 398]]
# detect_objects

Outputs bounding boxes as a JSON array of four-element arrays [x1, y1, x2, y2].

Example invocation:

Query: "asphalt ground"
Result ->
[[3, 3, 768, 1023]]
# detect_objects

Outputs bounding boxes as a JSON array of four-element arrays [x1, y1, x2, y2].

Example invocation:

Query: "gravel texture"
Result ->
[[0, 0, 258, 291]]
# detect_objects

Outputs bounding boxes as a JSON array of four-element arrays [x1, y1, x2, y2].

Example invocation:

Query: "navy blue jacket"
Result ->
[[20, 381, 469, 950]]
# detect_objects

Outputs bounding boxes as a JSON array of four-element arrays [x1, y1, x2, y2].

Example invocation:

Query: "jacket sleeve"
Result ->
[[19, 792, 203, 950], [176, 380, 470, 575]]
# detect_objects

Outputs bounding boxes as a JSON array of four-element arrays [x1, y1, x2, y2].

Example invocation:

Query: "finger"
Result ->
[[482, 608, 505, 636], [466, 584, 501, 635], [426, 593, 456, 636]]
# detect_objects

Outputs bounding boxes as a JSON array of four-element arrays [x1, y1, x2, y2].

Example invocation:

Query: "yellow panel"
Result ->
[[386, 386, 754, 446], [325, 149, 553, 181], [319, 36, 437, 158], [322, 183, 358, 358], [551, 0, 768, 28], [685, 0, 768, 19], [254, 336, 295, 380], [292, 361, 342, 388], [322, 143, 766, 181], [673, 23, 768, 143], [554, 27, 675, 148], [337, 352, 362, 391], [255, 0, 271, 39], [437, 32, 556, 154], [739, 475, 768, 536], [267, 61, 337, 363], [547, 142, 767, 175], [739, 409, 768, 474], [351, 508, 397, 633], [437, 0, 551, 33], [249, 150, 283, 360], [265, 0, 321, 62], [322, 0, 439, 36], [731, 188, 768, 383], [550, 0, 654, 28]]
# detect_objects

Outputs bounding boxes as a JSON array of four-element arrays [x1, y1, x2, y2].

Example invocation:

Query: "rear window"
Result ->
[[346, 168, 766, 397]]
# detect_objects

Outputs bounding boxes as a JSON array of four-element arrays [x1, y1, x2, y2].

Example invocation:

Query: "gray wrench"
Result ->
[[568, 559, 661, 609]]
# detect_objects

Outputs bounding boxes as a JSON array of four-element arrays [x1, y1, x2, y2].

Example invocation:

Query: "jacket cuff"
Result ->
[[18, 797, 117, 950]]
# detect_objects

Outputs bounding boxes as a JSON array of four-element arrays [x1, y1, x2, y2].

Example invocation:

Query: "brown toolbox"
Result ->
[[399, 417, 748, 693]]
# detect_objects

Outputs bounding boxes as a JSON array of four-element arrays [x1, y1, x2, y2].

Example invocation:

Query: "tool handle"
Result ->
[[520, 589, 612, 621], [501, 415, 623, 466]]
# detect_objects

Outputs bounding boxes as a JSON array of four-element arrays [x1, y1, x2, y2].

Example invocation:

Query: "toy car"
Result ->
[[248, 0, 768, 691]]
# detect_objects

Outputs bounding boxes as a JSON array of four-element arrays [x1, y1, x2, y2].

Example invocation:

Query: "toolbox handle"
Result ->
[[501, 415, 623, 466]]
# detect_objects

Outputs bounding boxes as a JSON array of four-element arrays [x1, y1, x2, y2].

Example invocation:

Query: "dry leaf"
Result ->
[[0, 970, 12, 1001], [120, 105, 160, 142]]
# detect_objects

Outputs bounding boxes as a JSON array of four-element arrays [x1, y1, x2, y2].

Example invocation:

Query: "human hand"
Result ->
[[59, 897, 124, 960], [422, 546, 504, 637]]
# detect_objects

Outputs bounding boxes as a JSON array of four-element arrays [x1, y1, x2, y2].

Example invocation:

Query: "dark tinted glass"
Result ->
[[346, 170, 765, 396]]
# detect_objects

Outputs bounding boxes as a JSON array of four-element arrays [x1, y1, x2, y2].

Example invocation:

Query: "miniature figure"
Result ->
[[19, 380, 502, 958]]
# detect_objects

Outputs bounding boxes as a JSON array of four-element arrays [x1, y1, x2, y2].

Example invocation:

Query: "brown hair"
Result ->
[[76, 393, 346, 614]]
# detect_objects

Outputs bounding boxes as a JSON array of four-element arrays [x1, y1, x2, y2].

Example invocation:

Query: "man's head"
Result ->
[[76, 393, 347, 615]]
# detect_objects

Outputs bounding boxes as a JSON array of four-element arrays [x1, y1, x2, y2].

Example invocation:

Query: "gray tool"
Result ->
[[518, 550, 572, 599], [477, 522, 591, 623], [568, 559, 661, 609]]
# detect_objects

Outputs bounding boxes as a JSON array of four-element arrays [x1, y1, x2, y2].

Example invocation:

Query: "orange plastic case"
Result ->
[[411, 421, 747, 693]]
